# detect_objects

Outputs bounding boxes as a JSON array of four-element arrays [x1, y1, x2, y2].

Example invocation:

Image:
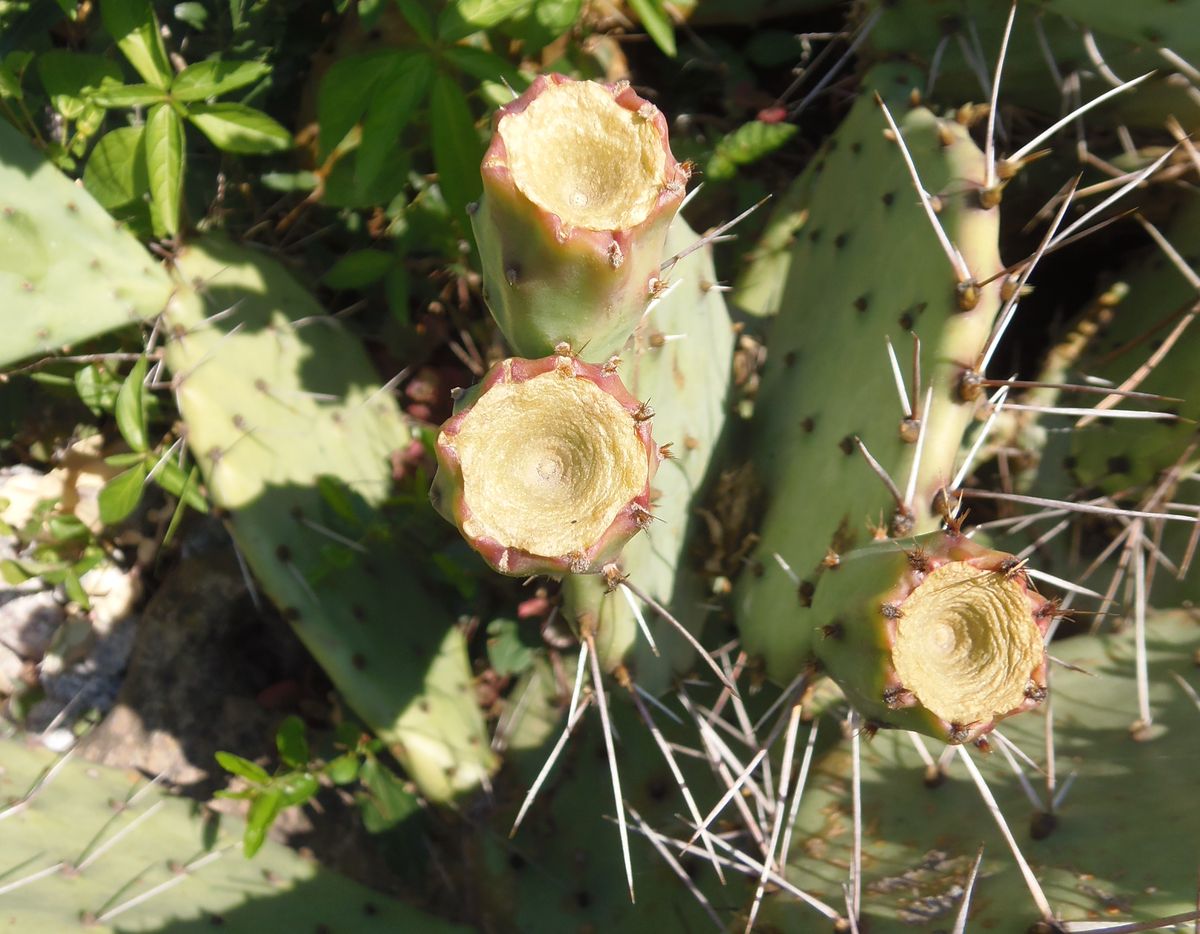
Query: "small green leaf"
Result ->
[[174, 2, 209, 29], [187, 102, 292, 154], [145, 102, 184, 236], [101, 0, 173, 87], [162, 466, 204, 548], [151, 456, 208, 512], [37, 52, 122, 121], [358, 758, 420, 833], [171, 59, 270, 102], [706, 119, 797, 181], [84, 126, 150, 211], [316, 51, 393, 158], [278, 772, 319, 807], [486, 618, 535, 677], [357, 52, 432, 191], [326, 753, 360, 785], [48, 514, 90, 542], [115, 356, 149, 452], [215, 750, 271, 784], [323, 250, 394, 289], [74, 363, 124, 414], [0, 58, 21, 100], [626, 0, 676, 57], [98, 463, 147, 525], [243, 788, 282, 857], [275, 715, 309, 768], [429, 74, 482, 220], [385, 265, 410, 323], [89, 80, 168, 107], [63, 569, 89, 609], [105, 452, 148, 467], [441, 47, 522, 89], [0, 560, 32, 585], [393, 0, 434, 43], [439, 0, 531, 40]]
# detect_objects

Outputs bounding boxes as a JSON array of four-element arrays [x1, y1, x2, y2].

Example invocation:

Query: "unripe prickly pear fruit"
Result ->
[[812, 531, 1053, 744], [431, 349, 662, 577], [471, 74, 689, 362]]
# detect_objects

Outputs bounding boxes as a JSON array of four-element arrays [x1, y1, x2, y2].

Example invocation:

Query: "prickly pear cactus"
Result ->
[[734, 63, 1004, 682], [769, 613, 1200, 931], [471, 75, 689, 363], [0, 736, 468, 931], [162, 237, 495, 803], [0, 118, 173, 368], [563, 215, 735, 686]]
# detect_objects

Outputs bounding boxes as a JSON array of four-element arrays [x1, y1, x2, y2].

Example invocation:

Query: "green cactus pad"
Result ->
[[560, 215, 735, 689], [0, 736, 468, 932], [734, 64, 1004, 682], [0, 119, 173, 369], [162, 237, 495, 803], [768, 613, 1200, 932]]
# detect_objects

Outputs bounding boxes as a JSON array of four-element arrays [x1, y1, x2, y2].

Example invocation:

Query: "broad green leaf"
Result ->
[[36, 52, 121, 121], [215, 750, 271, 784], [392, 0, 434, 43], [438, 0, 531, 40], [429, 74, 482, 220], [275, 715, 309, 768], [486, 618, 534, 677], [48, 514, 90, 542], [173, 2, 209, 30], [316, 51, 394, 158], [323, 250, 394, 289], [84, 126, 149, 209], [357, 52, 432, 190], [187, 103, 292, 153], [171, 59, 270, 102], [98, 462, 147, 525], [73, 362, 124, 414], [114, 355, 149, 451], [145, 102, 184, 236], [88, 80, 167, 107], [0, 59, 21, 100], [627, 0, 676, 57], [358, 757, 420, 833], [101, 0, 173, 87], [243, 788, 282, 857]]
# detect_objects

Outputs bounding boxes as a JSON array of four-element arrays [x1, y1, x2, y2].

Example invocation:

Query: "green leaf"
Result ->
[[358, 757, 420, 833], [627, 0, 676, 57], [84, 126, 150, 212], [486, 618, 534, 677], [73, 362, 124, 414], [323, 250, 394, 290], [438, 0, 531, 40], [88, 80, 168, 107], [316, 51, 394, 158], [326, 753, 360, 785], [187, 103, 291, 154], [162, 466, 203, 547], [98, 463, 147, 525], [36, 52, 122, 121], [429, 73, 482, 221], [392, 0, 434, 43], [101, 0, 173, 87], [215, 750, 272, 785], [357, 52, 432, 191], [385, 265, 410, 323], [706, 119, 798, 181], [47, 514, 90, 542], [105, 452, 148, 467], [0, 59, 21, 100], [441, 46, 522, 89], [275, 715, 309, 768], [174, 2, 209, 29], [171, 59, 270, 102], [63, 568, 89, 608], [0, 560, 32, 585], [115, 355, 149, 451], [145, 102, 184, 236], [278, 772, 319, 807], [243, 788, 282, 857], [150, 456, 208, 512]]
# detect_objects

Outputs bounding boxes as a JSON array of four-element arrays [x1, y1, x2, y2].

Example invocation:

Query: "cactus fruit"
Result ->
[[471, 74, 690, 363], [811, 531, 1052, 743], [0, 118, 173, 369], [769, 612, 1200, 932], [431, 350, 662, 577], [734, 64, 1005, 684], [559, 215, 734, 685], [162, 236, 495, 803], [0, 736, 469, 931]]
